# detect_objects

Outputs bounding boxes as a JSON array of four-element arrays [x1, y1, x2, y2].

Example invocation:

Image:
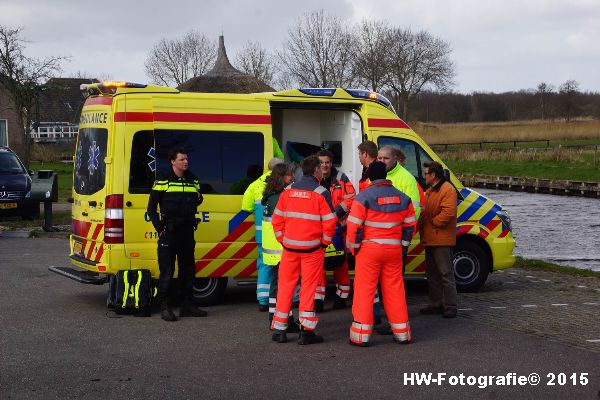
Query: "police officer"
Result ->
[[147, 147, 207, 322]]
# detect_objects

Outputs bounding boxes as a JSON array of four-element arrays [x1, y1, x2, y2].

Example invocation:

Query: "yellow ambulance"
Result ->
[[51, 82, 515, 305]]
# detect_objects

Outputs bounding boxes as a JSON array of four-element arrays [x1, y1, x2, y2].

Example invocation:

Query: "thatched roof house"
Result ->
[[177, 36, 274, 93]]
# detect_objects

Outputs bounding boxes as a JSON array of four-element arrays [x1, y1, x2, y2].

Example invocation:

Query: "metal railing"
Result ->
[[30, 123, 78, 142]]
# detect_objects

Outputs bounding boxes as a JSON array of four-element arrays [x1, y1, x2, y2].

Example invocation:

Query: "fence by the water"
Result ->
[[458, 174, 600, 198]]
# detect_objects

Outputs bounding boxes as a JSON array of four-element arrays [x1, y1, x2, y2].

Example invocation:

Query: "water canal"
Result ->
[[477, 188, 600, 272]]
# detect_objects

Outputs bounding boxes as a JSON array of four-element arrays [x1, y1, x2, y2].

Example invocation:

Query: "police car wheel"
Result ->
[[192, 277, 228, 306], [453, 241, 489, 293]]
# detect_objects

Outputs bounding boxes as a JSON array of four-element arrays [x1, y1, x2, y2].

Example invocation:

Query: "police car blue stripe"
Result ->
[[458, 195, 487, 223]]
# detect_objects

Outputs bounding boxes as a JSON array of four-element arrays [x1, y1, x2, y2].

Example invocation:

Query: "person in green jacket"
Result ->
[[273, 137, 285, 161], [242, 158, 284, 311], [377, 145, 421, 220]]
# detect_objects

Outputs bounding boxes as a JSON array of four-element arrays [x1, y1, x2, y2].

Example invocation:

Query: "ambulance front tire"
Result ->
[[192, 277, 228, 306], [453, 240, 489, 293]]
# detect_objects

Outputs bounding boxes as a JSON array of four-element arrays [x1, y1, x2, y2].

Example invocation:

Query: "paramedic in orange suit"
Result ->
[[270, 155, 337, 345], [346, 161, 416, 347]]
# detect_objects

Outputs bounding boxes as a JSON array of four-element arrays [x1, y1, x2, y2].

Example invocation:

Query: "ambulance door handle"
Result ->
[[88, 201, 97, 207], [82, 212, 88, 216], [126, 201, 132, 207]]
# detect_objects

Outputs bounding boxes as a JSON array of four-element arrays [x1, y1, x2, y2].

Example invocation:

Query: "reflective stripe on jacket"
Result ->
[[386, 163, 421, 220], [272, 175, 337, 252], [147, 169, 202, 233], [346, 179, 416, 254]]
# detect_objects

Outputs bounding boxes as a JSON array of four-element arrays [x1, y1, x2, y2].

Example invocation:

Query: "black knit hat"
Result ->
[[367, 161, 387, 181]]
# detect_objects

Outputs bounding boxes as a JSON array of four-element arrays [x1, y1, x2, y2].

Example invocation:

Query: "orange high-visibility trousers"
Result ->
[[350, 243, 411, 344], [272, 248, 324, 331], [316, 258, 351, 301]]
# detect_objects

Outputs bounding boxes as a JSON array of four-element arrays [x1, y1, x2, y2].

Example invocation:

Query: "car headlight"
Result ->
[[496, 210, 512, 231], [25, 190, 31, 198]]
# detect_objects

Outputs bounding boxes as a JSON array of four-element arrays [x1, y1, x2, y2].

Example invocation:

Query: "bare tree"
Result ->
[[536, 82, 554, 120], [278, 9, 357, 87], [0, 25, 65, 165], [558, 79, 579, 122], [353, 19, 392, 92], [234, 41, 275, 87], [145, 31, 216, 87], [387, 28, 455, 120]]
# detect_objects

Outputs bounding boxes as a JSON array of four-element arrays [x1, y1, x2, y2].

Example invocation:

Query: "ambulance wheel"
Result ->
[[453, 241, 489, 293], [192, 277, 228, 306]]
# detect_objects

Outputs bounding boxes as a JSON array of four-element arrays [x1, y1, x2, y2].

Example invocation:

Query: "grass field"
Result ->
[[416, 118, 600, 182], [413, 118, 600, 144]]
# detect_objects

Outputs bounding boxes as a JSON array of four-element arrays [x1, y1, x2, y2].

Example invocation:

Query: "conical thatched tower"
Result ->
[[177, 36, 274, 93]]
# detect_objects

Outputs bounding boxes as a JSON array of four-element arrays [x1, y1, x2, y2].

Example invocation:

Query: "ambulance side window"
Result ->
[[154, 130, 264, 195], [377, 137, 419, 176], [129, 130, 155, 194]]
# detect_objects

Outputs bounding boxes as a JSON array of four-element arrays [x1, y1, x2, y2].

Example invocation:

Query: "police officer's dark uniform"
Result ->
[[147, 165, 207, 321]]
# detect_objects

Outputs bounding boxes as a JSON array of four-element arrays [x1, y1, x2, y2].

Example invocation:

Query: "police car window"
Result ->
[[74, 128, 107, 195], [154, 130, 264, 195], [129, 130, 155, 194], [377, 137, 418, 177]]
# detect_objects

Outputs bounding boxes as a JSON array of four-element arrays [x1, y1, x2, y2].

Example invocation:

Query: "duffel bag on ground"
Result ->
[[108, 269, 153, 316]]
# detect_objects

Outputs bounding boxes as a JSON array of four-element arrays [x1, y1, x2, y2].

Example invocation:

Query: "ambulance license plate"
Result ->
[[72, 240, 84, 257], [0, 202, 17, 209]]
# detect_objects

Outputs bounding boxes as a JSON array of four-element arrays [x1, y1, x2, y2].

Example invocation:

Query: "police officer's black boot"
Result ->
[[297, 326, 324, 345], [179, 299, 208, 317], [161, 303, 177, 322]]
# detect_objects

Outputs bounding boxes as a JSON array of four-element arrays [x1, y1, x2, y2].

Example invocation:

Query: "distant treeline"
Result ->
[[397, 83, 600, 123]]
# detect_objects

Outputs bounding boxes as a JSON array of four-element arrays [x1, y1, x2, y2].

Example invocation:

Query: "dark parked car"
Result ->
[[0, 146, 39, 220]]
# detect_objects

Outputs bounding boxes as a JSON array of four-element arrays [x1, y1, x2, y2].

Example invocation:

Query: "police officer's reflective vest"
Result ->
[[147, 169, 202, 232]]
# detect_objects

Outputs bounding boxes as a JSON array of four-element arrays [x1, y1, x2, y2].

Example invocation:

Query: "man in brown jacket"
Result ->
[[419, 161, 458, 318]]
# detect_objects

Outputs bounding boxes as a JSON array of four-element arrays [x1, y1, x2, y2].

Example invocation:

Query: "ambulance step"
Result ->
[[48, 266, 108, 285]]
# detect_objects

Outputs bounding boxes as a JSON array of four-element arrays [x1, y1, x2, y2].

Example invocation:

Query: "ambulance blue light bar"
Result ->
[[299, 88, 337, 96], [345, 89, 392, 107]]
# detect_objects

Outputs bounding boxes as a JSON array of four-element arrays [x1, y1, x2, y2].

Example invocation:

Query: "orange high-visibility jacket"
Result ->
[[324, 167, 356, 220], [273, 175, 337, 252], [346, 179, 417, 255]]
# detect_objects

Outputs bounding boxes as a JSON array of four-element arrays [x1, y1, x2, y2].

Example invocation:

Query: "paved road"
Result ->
[[0, 237, 598, 399]]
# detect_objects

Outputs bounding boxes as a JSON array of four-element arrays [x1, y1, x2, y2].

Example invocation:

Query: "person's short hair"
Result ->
[[367, 161, 387, 181], [268, 158, 284, 170], [317, 149, 333, 160], [424, 161, 444, 179], [357, 141, 378, 158], [386, 146, 405, 162], [168, 146, 187, 161], [301, 155, 321, 176], [379, 145, 406, 162]]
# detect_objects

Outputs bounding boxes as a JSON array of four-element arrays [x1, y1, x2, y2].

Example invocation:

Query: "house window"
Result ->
[[0, 120, 7, 147]]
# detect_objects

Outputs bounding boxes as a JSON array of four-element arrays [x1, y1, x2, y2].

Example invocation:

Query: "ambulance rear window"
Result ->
[[74, 128, 107, 195]]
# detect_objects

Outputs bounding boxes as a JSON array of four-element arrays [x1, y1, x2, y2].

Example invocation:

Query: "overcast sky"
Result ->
[[1, 0, 598, 93]]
